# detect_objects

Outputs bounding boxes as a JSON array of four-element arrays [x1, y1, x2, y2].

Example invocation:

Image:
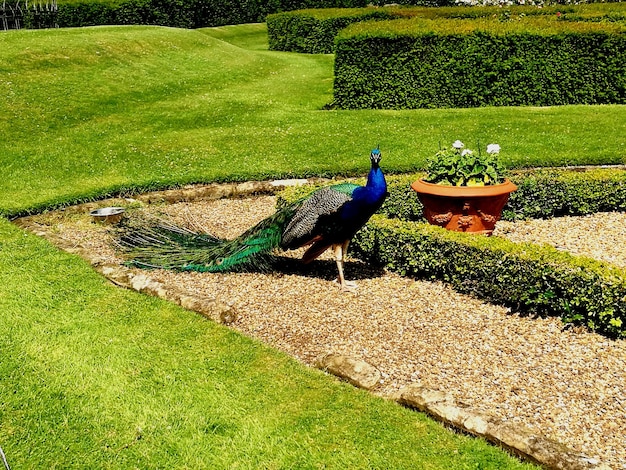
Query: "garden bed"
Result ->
[[14, 188, 626, 469]]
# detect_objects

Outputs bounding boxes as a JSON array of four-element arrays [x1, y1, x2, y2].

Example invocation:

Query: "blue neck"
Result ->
[[351, 165, 386, 205], [366, 166, 387, 197]]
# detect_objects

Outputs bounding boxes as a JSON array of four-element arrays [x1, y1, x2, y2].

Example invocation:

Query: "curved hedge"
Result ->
[[266, 5, 571, 54], [267, 8, 398, 54], [352, 215, 626, 338], [280, 167, 626, 338], [348, 167, 626, 338]]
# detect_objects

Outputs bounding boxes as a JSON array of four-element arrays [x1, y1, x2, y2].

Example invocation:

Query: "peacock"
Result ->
[[117, 147, 387, 290]]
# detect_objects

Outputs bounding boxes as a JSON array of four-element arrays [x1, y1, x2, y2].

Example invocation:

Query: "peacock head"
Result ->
[[370, 146, 382, 168]]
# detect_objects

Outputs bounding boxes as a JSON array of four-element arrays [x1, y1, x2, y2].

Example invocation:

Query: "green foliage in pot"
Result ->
[[424, 140, 505, 187]]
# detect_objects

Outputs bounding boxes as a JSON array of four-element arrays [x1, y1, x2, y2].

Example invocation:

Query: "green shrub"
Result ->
[[267, 8, 395, 53], [330, 5, 626, 109], [351, 215, 626, 338], [277, 169, 626, 338], [54, 0, 372, 29], [505, 168, 626, 220], [334, 18, 626, 108], [423, 140, 505, 186], [266, 5, 575, 54], [56, 1, 117, 26]]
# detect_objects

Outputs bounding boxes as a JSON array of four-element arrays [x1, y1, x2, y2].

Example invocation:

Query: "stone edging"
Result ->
[[396, 384, 610, 470], [131, 178, 325, 205], [314, 354, 611, 470], [11, 224, 237, 325], [12, 179, 323, 325]]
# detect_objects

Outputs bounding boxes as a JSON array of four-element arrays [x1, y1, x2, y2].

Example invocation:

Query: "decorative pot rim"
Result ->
[[411, 178, 517, 198]]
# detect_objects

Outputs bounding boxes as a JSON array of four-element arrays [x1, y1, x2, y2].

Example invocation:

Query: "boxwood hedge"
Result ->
[[267, 8, 398, 54], [351, 215, 626, 338], [333, 16, 626, 108], [280, 168, 626, 338], [381, 168, 626, 222], [267, 5, 626, 108], [266, 5, 575, 54]]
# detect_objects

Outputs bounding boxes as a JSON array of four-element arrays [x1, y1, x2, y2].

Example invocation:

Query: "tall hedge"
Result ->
[[55, 0, 373, 28], [333, 18, 626, 108], [266, 4, 558, 54]]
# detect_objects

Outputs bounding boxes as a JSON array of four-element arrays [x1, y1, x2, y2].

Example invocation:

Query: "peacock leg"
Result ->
[[333, 240, 357, 291]]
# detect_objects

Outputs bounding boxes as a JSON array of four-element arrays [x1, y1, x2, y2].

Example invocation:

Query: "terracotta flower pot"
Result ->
[[410, 179, 518, 235]]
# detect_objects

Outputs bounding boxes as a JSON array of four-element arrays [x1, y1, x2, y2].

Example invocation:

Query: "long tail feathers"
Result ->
[[117, 201, 301, 273]]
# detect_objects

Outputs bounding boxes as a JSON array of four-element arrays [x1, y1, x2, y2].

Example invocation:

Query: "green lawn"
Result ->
[[1, 21, 624, 469], [3, 219, 540, 469], [1, 24, 624, 217]]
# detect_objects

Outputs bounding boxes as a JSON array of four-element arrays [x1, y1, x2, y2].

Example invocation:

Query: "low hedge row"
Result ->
[[505, 168, 626, 220], [280, 167, 626, 338], [351, 216, 626, 338], [333, 16, 626, 108]]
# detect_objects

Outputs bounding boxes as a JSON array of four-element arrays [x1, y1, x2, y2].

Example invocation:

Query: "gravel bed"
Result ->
[[22, 197, 626, 469], [495, 212, 626, 269]]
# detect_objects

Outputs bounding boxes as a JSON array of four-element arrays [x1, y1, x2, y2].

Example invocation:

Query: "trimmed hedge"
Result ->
[[267, 5, 574, 54], [262, 4, 626, 108], [505, 168, 626, 220], [351, 216, 626, 338], [333, 16, 626, 108], [280, 167, 626, 338], [267, 8, 397, 54], [266, 4, 479, 53], [54, 0, 373, 29]]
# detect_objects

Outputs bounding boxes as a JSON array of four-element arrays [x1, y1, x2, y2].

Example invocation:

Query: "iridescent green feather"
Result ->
[[328, 182, 360, 195], [118, 200, 302, 273]]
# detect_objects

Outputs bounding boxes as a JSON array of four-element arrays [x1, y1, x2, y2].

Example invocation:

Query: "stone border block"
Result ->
[[396, 384, 611, 470], [315, 353, 381, 390]]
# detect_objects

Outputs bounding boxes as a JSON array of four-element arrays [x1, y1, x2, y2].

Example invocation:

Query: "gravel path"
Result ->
[[495, 212, 626, 269], [21, 196, 626, 469]]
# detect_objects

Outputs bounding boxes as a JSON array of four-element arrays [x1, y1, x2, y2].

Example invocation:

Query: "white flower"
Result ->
[[486, 143, 501, 154], [452, 140, 465, 149], [461, 149, 473, 156]]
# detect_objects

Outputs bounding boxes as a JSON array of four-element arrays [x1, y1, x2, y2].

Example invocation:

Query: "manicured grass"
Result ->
[[0, 217, 536, 468], [1, 24, 625, 216], [1, 21, 623, 469]]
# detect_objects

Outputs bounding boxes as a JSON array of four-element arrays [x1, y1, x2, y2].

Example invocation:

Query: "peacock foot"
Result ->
[[334, 278, 358, 292]]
